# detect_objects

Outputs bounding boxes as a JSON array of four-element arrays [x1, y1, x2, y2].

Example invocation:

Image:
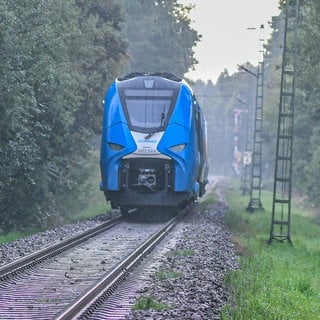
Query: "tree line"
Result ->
[[0, 0, 199, 232]]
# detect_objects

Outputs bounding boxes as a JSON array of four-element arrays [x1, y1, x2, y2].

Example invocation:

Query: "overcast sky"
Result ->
[[179, 0, 281, 82]]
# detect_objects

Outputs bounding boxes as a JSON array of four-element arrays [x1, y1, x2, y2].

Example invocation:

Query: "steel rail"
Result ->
[[55, 215, 180, 320], [0, 215, 122, 281]]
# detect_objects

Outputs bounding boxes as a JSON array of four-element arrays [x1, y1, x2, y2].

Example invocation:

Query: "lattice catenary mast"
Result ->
[[246, 26, 265, 212], [269, 0, 300, 244]]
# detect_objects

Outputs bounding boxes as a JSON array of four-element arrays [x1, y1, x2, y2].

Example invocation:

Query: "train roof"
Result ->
[[118, 72, 182, 82]]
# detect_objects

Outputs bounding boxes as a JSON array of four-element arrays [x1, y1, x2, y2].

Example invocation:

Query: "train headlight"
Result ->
[[108, 142, 124, 151], [169, 143, 187, 152]]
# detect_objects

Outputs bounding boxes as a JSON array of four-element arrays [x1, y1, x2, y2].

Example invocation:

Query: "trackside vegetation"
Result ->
[[221, 180, 320, 320]]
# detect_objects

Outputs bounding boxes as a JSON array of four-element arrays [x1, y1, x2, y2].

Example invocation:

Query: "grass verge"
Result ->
[[221, 180, 320, 320], [69, 202, 110, 223], [0, 231, 29, 245]]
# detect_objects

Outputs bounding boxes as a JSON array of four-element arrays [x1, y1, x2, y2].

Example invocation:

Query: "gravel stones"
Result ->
[[126, 198, 239, 320], [0, 212, 114, 267]]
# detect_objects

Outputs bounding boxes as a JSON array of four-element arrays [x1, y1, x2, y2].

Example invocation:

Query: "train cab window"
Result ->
[[125, 98, 171, 129], [120, 88, 177, 133], [195, 101, 203, 153]]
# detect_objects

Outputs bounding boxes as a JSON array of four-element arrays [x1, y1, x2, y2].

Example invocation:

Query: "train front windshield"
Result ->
[[118, 78, 181, 133], [124, 89, 173, 131]]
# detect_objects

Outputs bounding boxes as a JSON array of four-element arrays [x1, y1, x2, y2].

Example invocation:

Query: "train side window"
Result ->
[[195, 103, 203, 154]]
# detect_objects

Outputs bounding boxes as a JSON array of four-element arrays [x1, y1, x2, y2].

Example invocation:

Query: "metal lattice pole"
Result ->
[[269, 0, 300, 244], [247, 28, 265, 212]]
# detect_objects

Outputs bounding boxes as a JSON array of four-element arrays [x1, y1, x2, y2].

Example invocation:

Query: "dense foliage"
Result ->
[[122, 0, 200, 77], [192, 0, 320, 210], [293, 0, 320, 206], [0, 0, 127, 231], [0, 0, 199, 232], [258, 0, 320, 207]]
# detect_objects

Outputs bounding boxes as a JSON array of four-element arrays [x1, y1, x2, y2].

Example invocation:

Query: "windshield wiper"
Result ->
[[145, 132, 155, 139], [145, 105, 166, 140]]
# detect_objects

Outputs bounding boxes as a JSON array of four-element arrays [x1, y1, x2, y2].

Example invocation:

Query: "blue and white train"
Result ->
[[100, 73, 209, 215]]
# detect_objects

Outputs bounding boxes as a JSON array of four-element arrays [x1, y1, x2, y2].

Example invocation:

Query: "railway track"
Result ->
[[57, 214, 180, 319], [0, 211, 182, 319], [0, 216, 122, 281]]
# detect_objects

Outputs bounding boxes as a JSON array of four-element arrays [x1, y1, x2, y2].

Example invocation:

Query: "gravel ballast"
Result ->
[[0, 212, 116, 267], [126, 183, 239, 319]]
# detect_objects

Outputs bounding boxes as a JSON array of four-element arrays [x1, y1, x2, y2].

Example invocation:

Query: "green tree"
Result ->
[[293, 0, 320, 205], [73, 0, 128, 133], [0, 0, 128, 231], [122, 0, 200, 77]]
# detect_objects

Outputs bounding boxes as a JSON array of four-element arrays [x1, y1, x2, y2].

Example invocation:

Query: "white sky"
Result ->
[[179, 0, 281, 82]]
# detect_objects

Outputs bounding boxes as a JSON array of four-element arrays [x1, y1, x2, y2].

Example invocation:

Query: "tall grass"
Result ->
[[222, 181, 320, 319]]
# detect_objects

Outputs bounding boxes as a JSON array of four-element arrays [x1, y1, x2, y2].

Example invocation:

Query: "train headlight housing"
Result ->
[[169, 143, 187, 152], [108, 142, 124, 151]]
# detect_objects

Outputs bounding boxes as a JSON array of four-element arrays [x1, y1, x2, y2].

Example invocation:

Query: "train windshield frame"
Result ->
[[118, 78, 181, 133]]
